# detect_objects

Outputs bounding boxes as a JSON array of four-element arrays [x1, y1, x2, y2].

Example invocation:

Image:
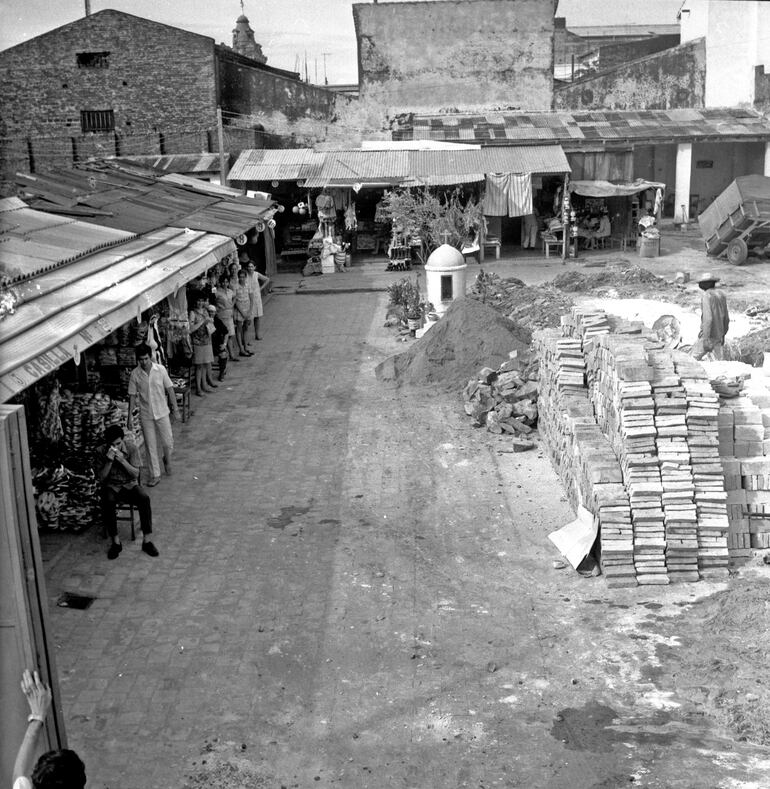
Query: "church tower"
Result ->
[[232, 3, 267, 64]]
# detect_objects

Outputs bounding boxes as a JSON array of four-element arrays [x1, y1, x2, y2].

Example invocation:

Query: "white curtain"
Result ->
[[483, 173, 532, 217]]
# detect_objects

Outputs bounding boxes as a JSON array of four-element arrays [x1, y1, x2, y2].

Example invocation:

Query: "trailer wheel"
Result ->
[[727, 238, 748, 265]]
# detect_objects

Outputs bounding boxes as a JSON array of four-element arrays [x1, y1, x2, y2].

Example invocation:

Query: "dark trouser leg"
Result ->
[[123, 485, 153, 535], [100, 487, 119, 539]]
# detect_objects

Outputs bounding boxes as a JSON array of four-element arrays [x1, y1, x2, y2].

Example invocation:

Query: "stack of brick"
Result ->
[[585, 335, 669, 585], [648, 349, 699, 581], [718, 377, 770, 557], [534, 329, 634, 586], [535, 306, 733, 587], [675, 354, 730, 579]]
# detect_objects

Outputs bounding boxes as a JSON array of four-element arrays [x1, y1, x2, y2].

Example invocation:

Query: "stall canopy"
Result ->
[[0, 225, 235, 402], [14, 163, 276, 238], [0, 197, 136, 283], [568, 179, 665, 197], [227, 148, 326, 183], [228, 145, 570, 188]]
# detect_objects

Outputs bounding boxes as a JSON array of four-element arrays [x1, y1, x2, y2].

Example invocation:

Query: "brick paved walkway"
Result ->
[[38, 274, 768, 788]]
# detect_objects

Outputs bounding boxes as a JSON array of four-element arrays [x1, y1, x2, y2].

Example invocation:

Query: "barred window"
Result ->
[[77, 51, 110, 68], [80, 109, 115, 133]]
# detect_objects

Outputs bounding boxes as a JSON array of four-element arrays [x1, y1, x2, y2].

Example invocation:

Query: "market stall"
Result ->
[[568, 178, 666, 255]]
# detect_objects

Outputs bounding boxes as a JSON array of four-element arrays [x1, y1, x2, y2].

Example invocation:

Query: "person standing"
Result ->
[[521, 207, 540, 249], [94, 424, 158, 559], [244, 260, 270, 341], [691, 272, 729, 360], [188, 292, 219, 393], [127, 343, 179, 487], [233, 270, 253, 357]]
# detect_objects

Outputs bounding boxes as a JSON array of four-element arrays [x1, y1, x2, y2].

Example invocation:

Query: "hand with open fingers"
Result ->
[[21, 669, 52, 720]]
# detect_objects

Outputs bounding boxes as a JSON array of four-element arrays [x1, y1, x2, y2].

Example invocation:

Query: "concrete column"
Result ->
[[764, 142, 770, 177], [674, 143, 693, 224]]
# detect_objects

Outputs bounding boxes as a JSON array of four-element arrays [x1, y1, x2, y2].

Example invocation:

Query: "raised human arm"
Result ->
[[12, 669, 52, 782]]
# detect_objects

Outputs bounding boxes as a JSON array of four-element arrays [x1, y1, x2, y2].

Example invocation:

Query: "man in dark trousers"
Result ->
[[94, 424, 158, 560], [691, 271, 729, 360]]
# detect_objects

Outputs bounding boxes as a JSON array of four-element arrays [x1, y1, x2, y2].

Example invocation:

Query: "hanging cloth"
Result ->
[[264, 225, 278, 279], [483, 173, 532, 217]]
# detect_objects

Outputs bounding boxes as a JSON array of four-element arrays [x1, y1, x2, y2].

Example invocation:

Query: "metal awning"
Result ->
[[16, 168, 276, 238], [569, 179, 665, 197], [0, 197, 136, 283], [228, 148, 326, 182], [301, 146, 571, 188], [0, 227, 235, 402]]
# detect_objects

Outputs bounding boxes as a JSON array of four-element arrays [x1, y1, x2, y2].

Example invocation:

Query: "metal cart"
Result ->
[[698, 175, 770, 265]]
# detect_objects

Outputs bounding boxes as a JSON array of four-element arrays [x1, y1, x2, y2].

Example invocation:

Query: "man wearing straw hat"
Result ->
[[691, 272, 729, 360]]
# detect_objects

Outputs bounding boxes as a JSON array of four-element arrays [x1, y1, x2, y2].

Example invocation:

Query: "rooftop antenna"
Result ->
[[85, 0, 91, 14], [322, 52, 330, 85]]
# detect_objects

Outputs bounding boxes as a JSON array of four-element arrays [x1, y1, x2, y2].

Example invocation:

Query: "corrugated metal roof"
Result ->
[[0, 227, 235, 402], [228, 148, 326, 182], [0, 199, 136, 283], [112, 153, 221, 174], [396, 108, 770, 147], [302, 146, 570, 187], [17, 169, 275, 237]]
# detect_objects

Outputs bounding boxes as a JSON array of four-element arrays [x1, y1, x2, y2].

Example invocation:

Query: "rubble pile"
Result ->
[[552, 265, 669, 297], [469, 271, 574, 331], [536, 305, 730, 587], [462, 351, 538, 445], [375, 297, 531, 390]]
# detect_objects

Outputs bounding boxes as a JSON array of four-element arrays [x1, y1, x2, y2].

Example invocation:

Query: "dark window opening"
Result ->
[[80, 109, 115, 133], [77, 51, 110, 68], [440, 275, 453, 301]]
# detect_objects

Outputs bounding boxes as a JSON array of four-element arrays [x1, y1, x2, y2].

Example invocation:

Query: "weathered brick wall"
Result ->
[[0, 10, 217, 138], [218, 53, 337, 121], [555, 38, 706, 111], [352, 0, 555, 112]]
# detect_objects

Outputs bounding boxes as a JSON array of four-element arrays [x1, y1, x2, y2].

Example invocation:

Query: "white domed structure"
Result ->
[[424, 244, 467, 316]]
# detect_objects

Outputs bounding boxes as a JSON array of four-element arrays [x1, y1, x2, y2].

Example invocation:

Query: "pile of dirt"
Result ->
[[552, 264, 668, 296], [725, 326, 770, 365], [469, 271, 574, 330], [375, 297, 531, 390]]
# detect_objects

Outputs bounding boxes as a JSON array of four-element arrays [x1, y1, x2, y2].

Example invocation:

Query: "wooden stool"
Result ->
[[174, 384, 191, 423], [115, 502, 137, 541]]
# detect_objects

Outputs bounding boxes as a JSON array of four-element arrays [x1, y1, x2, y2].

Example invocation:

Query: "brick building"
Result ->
[[0, 9, 337, 194]]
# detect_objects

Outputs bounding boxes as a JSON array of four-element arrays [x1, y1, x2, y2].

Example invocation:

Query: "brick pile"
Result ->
[[536, 306, 730, 586], [462, 351, 539, 437], [718, 376, 770, 556]]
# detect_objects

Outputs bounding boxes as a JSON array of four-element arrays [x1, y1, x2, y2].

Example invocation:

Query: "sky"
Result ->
[[0, 0, 685, 85]]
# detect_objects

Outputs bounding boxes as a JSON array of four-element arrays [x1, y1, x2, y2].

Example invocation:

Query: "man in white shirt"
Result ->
[[127, 343, 180, 486]]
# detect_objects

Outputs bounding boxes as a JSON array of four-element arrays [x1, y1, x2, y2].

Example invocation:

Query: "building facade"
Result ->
[[0, 9, 337, 195], [352, 0, 556, 113], [679, 0, 770, 111]]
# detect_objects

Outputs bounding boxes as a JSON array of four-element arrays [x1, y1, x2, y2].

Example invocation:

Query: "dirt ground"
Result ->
[[340, 236, 770, 787]]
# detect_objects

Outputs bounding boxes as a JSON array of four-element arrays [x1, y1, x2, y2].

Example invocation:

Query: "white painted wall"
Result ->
[[679, 0, 770, 107]]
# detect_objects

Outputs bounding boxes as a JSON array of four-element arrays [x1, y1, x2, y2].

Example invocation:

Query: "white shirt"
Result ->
[[128, 362, 173, 420]]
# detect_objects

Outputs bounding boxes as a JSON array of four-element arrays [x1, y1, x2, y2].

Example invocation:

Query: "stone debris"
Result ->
[[536, 305, 730, 587], [469, 271, 574, 331], [462, 351, 538, 437]]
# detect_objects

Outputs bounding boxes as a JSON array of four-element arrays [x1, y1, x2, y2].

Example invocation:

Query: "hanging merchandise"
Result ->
[[316, 190, 336, 239], [345, 202, 358, 232]]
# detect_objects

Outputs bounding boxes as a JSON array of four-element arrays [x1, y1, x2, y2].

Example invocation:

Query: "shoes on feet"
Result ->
[[207, 382, 218, 388], [107, 542, 122, 560], [147, 476, 160, 487], [142, 541, 159, 557], [239, 352, 249, 357]]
